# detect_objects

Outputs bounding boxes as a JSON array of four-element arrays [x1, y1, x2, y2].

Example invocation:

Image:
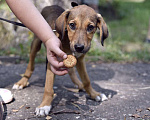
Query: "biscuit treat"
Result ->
[[63, 55, 77, 68]]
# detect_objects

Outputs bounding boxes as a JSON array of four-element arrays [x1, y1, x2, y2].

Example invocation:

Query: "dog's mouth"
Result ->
[[72, 52, 83, 58], [71, 44, 91, 58]]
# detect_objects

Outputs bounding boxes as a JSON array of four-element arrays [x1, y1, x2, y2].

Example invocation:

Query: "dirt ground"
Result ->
[[0, 59, 150, 120]]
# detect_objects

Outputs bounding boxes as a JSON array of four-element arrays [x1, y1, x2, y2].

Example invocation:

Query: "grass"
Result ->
[[88, 0, 150, 63], [0, 1, 150, 63]]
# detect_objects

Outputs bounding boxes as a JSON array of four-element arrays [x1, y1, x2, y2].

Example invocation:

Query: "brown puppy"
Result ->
[[12, 3, 109, 116]]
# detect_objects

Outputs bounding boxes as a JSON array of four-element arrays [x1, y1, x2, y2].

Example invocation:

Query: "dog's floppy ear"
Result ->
[[55, 10, 70, 40], [71, 2, 78, 7], [97, 14, 109, 46]]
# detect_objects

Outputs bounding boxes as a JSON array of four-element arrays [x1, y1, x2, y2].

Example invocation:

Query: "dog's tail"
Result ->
[[0, 17, 26, 27]]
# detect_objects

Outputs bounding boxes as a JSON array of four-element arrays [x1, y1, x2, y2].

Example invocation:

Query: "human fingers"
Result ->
[[51, 46, 67, 60], [47, 51, 64, 68], [50, 65, 68, 76]]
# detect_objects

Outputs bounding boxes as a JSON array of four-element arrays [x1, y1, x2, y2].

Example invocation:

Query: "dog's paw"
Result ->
[[95, 93, 108, 102], [35, 105, 52, 116], [101, 93, 108, 101], [12, 82, 29, 90], [12, 84, 23, 90]]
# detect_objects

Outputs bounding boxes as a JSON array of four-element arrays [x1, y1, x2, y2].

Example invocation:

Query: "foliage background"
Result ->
[[92, 0, 150, 63], [0, 0, 150, 63]]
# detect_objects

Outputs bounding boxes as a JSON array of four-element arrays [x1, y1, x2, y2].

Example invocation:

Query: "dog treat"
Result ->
[[63, 55, 77, 68]]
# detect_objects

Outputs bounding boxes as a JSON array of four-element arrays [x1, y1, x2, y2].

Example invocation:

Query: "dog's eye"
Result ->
[[69, 23, 76, 30], [87, 25, 95, 32]]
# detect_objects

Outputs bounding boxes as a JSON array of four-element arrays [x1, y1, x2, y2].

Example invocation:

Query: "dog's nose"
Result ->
[[74, 44, 84, 52]]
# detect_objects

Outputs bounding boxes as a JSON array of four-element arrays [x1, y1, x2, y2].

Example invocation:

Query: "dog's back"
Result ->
[[41, 5, 65, 29]]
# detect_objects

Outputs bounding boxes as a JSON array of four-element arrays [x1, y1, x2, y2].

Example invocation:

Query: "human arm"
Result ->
[[6, 0, 68, 75]]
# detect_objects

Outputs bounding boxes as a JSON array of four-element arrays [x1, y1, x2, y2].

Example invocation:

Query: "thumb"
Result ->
[[53, 47, 67, 59]]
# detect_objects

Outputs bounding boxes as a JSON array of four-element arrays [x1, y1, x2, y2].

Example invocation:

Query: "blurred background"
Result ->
[[0, 0, 150, 63]]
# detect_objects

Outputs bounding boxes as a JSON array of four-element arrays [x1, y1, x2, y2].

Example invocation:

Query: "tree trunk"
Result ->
[[146, 18, 150, 42]]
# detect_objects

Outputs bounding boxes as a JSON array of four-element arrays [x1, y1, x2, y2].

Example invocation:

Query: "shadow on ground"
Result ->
[[1, 63, 150, 120]]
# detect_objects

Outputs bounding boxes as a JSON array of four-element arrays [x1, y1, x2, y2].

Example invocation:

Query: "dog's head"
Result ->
[[56, 3, 108, 57]]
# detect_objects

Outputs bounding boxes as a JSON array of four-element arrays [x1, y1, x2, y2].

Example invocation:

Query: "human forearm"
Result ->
[[6, 0, 55, 43], [6, 0, 68, 75]]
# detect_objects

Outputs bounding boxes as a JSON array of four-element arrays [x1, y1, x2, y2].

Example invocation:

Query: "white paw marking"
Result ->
[[12, 84, 20, 90], [95, 96, 101, 101], [35, 105, 52, 116], [100, 93, 108, 101], [12, 84, 23, 90], [19, 85, 23, 89], [95, 93, 108, 102], [12, 82, 29, 90]]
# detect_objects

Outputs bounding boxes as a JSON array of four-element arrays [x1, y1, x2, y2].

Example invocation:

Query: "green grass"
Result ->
[[88, 0, 150, 63]]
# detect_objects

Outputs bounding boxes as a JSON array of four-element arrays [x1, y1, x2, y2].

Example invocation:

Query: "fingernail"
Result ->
[[63, 54, 67, 59]]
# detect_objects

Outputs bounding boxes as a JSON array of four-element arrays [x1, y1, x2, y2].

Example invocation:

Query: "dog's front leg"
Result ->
[[35, 62, 54, 116], [76, 56, 108, 102], [68, 67, 84, 90]]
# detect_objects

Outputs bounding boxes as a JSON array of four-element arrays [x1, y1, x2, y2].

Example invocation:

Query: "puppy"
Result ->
[[0, 2, 109, 116]]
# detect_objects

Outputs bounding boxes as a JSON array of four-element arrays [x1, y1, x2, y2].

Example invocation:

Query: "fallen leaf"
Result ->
[[12, 109, 19, 112], [63, 86, 79, 93], [71, 102, 84, 112], [46, 116, 52, 120], [142, 114, 149, 119], [58, 103, 65, 106], [12, 104, 25, 113], [50, 109, 80, 115], [19, 104, 25, 109], [20, 74, 24, 77], [132, 114, 141, 118], [147, 108, 150, 111], [136, 109, 142, 112], [25, 106, 30, 109]]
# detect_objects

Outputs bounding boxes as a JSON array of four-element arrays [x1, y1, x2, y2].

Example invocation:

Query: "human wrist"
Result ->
[[43, 34, 56, 46]]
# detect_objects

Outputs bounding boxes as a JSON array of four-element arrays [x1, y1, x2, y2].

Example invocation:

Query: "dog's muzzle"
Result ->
[[72, 43, 91, 58], [74, 44, 84, 53]]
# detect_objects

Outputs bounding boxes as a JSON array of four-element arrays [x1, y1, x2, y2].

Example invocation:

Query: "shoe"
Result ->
[[0, 88, 13, 104]]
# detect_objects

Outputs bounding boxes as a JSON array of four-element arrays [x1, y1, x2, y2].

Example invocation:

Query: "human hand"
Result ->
[[45, 36, 68, 75], [6, 0, 68, 76]]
